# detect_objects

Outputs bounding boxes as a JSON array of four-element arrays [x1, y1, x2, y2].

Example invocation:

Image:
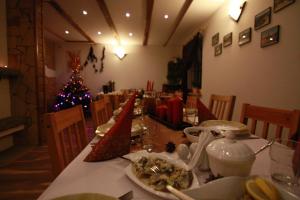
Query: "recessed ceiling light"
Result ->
[[164, 14, 169, 19], [65, 30, 69, 34], [125, 12, 130, 18], [82, 10, 88, 15], [129, 32, 133, 37], [97, 31, 102, 35]]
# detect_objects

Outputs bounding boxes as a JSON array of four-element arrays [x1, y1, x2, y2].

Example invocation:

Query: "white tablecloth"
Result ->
[[37, 138, 270, 200]]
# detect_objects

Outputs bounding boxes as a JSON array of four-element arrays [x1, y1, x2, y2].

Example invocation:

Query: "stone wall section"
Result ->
[[6, 0, 45, 145]]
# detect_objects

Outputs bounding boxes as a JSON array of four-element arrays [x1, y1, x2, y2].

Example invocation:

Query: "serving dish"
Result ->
[[183, 176, 299, 200], [51, 193, 117, 200], [200, 120, 249, 138], [124, 153, 199, 200]]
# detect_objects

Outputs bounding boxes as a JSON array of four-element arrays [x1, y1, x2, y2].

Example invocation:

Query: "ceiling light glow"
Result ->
[[129, 32, 133, 37], [65, 30, 69, 34], [114, 47, 127, 60], [125, 12, 130, 18], [164, 14, 169, 19], [97, 31, 102, 35], [82, 10, 88, 15], [229, 0, 246, 22]]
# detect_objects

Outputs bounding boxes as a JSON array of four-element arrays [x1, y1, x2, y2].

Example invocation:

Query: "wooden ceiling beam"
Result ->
[[45, 27, 67, 41], [96, 0, 120, 44], [143, 0, 154, 46], [163, 0, 193, 46], [47, 0, 95, 43]]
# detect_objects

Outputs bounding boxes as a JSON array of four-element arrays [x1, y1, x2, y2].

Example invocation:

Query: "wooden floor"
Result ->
[[0, 118, 95, 200], [0, 145, 53, 200]]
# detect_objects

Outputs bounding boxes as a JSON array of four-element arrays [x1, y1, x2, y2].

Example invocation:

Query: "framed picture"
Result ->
[[255, 7, 271, 30], [239, 28, 251, 46], [261, 25, 280, 48], [274, 0, 295, 13], [212, 33, 219, 46], [223, 32, 232, 47], [214, 43, 222, 56]]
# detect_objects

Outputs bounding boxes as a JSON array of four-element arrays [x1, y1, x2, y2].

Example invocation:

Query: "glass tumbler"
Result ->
[[269, 139, 300, 195]]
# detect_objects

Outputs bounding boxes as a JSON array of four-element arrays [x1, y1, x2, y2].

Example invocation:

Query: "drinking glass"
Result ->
[[142, 117, 157, 152], [269, 139, 300, 195]]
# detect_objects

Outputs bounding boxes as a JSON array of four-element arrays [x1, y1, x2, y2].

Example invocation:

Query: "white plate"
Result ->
[[124, 153, 199, 200], [51, 193, 117, 200], [200, 120, 249, 137], [95, 121, 144, 137], [183, 176, 299, 200]]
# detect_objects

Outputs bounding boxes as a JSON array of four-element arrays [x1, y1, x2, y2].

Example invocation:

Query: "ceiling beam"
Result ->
[[45, 27, 67, 41], [163, 0, 193, 46], [96, 0, 120, 44], [143, 0, 154, 46], [47, 0, 95, 43]]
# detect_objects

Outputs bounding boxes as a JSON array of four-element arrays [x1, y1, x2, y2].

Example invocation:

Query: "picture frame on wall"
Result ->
[[238, 28, 251, 46], [274, 0, 295, 13], [215, 43, 222, 56], [255, 7, 271, 30], [212, 33, 219, 46], [223, 32, 232, 47], [261, 25, 280, 48]]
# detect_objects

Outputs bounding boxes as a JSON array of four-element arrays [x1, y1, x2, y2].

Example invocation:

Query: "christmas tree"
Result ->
[[53, 52, 92, 116]]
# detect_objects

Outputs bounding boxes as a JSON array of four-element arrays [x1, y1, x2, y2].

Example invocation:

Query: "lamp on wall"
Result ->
[[229, 0, 246, 22], [114, 47, 127, 60]]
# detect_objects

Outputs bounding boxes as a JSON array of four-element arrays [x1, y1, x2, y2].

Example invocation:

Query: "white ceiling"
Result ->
[[44, 0, 225, 46]]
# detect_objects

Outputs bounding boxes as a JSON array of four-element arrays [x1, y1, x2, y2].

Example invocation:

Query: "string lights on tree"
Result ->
[[53, 51, 92, 116]]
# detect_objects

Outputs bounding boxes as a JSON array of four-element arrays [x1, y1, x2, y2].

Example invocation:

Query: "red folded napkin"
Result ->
[[196, 99, 217, 124], [84, 94, 136, 162]]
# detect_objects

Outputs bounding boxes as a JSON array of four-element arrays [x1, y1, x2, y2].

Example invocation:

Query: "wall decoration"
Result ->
[[261, 25, 280, 48], [83, 46, 105, 73], [274, 0, 295, 13], [223, 32, 232, 47], [215, 43, 222, 56], [255, 7, 271, 30], [238, 28, 251, 46], [212, 33, 219, 46]]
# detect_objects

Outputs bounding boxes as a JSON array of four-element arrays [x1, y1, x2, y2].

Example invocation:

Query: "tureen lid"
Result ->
[[206, 138, 255, 162]]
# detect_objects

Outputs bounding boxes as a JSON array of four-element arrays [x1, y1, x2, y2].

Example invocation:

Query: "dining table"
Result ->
[[37, 116, 272, 200]]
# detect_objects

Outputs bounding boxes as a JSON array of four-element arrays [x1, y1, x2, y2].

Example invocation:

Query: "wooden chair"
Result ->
[[208, 94, 236, 120], [240, 103, 300, 140], [44, 105, 88, 177], [103, 95, 113, 118], [90, 99, 110, 129]]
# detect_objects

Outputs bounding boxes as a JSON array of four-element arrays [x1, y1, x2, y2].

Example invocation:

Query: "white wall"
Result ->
[[55, 44, 181, 96], [0, 0, 11, 119], [189, 0, 300, 121]]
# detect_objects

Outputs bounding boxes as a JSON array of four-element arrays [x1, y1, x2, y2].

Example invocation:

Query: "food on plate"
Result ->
[[132, 157, 193, 191], [188, 130, 201, 136], [242, 177, 280, 200]]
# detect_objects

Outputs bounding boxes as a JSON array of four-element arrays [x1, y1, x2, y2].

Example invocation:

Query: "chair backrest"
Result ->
[[103, 95, 113, 118], [208, 94, 236, 120], [44, 105, 88, 177], [90, 99, 110, 129], [240, 103, 300, 140]]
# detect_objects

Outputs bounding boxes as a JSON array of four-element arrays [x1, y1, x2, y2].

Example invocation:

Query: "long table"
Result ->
[[38, 118, 271, 200]]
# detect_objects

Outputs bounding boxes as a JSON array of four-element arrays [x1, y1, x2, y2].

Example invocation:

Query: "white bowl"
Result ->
[[183, 127, 203, 143], [183, 176, 299, 200], [206, 138, 255, 177]]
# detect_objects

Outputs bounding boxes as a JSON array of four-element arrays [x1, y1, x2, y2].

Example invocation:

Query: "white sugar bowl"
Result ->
[[206, 138, 255, 177]]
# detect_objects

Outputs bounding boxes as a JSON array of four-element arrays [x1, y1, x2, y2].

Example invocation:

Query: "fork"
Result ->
[[150, 166, 195, 200]]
